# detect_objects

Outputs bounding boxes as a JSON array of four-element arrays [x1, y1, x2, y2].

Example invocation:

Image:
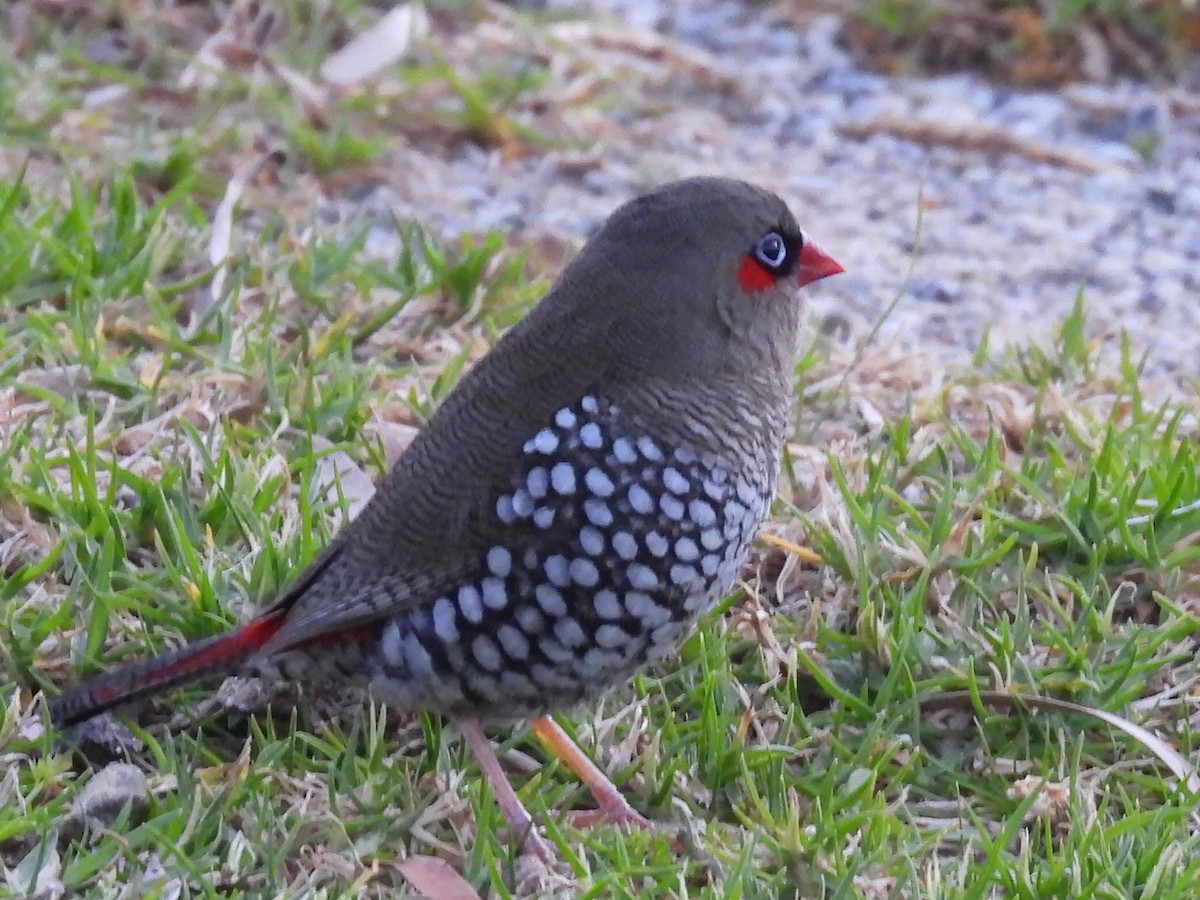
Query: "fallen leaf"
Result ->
[[310, 435, 378, 525], [321, 2, 429, 87], [396, 855, 482, 900]]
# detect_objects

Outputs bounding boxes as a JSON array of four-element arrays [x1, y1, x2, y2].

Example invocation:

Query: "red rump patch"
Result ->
[[737, 256, 775, 292], [133, 615, 374, 686], [151, 610, 289, 683]]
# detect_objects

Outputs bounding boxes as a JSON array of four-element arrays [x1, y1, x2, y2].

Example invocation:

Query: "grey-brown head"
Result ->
[[533, 176, 843, 386]]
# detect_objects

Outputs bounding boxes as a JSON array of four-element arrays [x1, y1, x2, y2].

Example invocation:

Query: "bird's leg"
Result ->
[[532, 716, 653, 831], [458, 717, 555, 861], [758, 532, 824, 565]]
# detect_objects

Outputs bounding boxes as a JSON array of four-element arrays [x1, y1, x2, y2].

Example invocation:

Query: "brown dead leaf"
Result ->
[[1004, 7, 1068, 86], [1183, 9, 1200, 50], [396, 855, 482, 900]]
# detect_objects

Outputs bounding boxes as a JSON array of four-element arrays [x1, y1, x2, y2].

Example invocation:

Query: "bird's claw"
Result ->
[[564, 800, 653, 831]]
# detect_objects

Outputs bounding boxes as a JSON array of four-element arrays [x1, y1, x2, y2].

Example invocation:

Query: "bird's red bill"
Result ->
[[795, 240, 844, 286]]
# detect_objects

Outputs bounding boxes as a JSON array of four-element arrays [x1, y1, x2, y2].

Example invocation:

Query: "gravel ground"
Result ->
[[347, 0, 1200, 382]]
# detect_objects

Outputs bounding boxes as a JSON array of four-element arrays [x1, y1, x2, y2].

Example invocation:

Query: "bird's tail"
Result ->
[[48, 609, 288, 727]]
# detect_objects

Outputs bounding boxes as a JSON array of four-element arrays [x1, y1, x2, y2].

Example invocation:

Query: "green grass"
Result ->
[[852, 0, 1196, 82], [861, 0, 1186, 36], [4, 4, 1200, 899]]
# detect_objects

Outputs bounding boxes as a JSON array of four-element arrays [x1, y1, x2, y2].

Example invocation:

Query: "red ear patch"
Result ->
[[737, 256, 775, 292]]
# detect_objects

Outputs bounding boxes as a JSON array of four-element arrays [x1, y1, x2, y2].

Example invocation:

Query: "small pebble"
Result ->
[[61, 763, 151, 843]]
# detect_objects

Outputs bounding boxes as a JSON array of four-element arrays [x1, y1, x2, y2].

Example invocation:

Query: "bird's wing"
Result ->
[[253, 288, 620, 651], [256, 560, 471, 655]]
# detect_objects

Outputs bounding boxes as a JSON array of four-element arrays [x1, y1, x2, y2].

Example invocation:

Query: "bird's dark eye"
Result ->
[[753, 232, 789, 271]]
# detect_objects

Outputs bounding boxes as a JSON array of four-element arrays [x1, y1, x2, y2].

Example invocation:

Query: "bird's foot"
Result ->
[[533, 716, 677, 842], [566, 798, 685, 854], [564, 798, 653, 831]]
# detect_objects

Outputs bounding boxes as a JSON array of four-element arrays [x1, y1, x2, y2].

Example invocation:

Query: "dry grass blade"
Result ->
[[202, 149, 284, 318], [544, 21, 735, 91], [179, 0, 283, 90], [269, 61, 330, 126], [838, 113, 1120, 175], [923, 690, 1200, 796]]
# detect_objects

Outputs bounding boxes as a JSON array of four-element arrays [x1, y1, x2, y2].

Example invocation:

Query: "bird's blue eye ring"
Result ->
[[754, 232, 788, 270]]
